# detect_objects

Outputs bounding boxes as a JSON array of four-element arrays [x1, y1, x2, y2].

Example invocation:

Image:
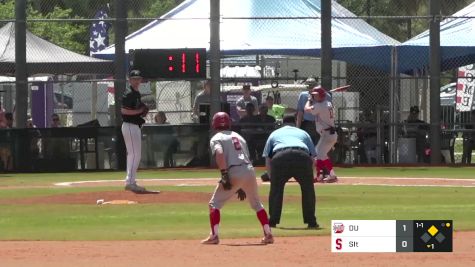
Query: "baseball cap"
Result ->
[[242, 84, 251, 90], [304, 77, 318, 86], [410, 106, 420, 114], [129, 69, 142, 78]]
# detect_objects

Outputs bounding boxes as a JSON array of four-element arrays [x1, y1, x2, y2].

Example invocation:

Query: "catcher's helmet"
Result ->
[[310, 86, 326, 98], [212, 112, 231, 130]]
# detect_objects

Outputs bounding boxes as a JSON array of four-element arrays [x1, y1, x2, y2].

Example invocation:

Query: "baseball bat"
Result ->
[[329, 84, 351, 93]]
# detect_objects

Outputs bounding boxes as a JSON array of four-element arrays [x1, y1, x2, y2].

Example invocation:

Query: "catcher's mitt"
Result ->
[[139, 104, 149, 117]]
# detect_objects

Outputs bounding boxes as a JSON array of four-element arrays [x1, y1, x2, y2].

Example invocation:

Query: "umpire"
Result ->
[[262, 117, 319, 229]]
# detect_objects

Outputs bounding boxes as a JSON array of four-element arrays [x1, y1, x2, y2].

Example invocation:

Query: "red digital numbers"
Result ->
[[181, 52, 186, 73], [195, 52, 200, 73], [131, 49, 206, 79]]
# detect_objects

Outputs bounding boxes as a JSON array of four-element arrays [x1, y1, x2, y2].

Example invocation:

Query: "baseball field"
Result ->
[[0, 167, 474, 267]]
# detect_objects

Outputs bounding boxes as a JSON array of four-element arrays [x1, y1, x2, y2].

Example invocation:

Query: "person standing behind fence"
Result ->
[[296, 77, 318, 144], [462, 110, 475, 164], [305, 86, 338, 183], [265, 95, 286, 121], [121, 70, 153, 193], [236, 84, 259, 119], [192, 80, 211, 122]]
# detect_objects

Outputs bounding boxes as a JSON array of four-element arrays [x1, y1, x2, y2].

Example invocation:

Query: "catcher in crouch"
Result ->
[[201, 112, 274, 245]]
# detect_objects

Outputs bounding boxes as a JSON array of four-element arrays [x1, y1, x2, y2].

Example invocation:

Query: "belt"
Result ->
[[273, 146, 309, 156], [228, 163, 251, 169]]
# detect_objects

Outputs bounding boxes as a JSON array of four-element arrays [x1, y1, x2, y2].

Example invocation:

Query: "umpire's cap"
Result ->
[[212, 112, 231, 131], [129, 69, 142, 78]]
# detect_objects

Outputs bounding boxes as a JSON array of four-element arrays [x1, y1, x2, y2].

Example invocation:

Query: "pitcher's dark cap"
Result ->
[[129, 69, 142, 78]]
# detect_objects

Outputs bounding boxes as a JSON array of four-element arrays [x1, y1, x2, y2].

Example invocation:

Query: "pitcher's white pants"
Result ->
[[122, 122, 142, 185]]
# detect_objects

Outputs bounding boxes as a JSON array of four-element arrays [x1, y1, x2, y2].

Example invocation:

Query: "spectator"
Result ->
[[254, 105, 276, 165], [27, 116, 42, 169], [296, 77, 318, 144], [4, 112, 13, 128], [357, 110, 378, 163], [153, 111, 179, 168], [257, 105, 276, 125], [236, 84, 259, 119], [154, 111, 170, 125], [239, 103, 259, 162], [0, 107, 12, 170], [462, 110, 475, 164], [0, 103, 6, 128], [43, 113, 73, 170], [403, 106, 429, 163], [192, 80, 211, 121], [239, 103, 258, 124], [265, 95, 286, 121], [51, 113, 62, 128]]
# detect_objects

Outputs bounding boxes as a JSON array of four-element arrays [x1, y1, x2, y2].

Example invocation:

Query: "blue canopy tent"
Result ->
[[398, 1, 475, 73], [94, 0, 399, 71]]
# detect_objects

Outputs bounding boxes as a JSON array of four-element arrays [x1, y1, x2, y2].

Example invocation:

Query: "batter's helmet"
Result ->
[[212, 112, 231, 130], [310, 86, 326, 98]]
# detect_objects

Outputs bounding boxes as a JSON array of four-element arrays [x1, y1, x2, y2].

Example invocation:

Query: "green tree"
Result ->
[[1, 0, 88, 54], [28, 6, 88, 54]]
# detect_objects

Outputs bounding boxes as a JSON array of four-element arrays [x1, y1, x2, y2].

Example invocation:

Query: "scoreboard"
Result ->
[[331, 220, 452, 252]]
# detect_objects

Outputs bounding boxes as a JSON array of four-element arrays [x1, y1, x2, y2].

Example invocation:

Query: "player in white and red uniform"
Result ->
[[201, 112, 273, 245], [304, 86, 338, 183]]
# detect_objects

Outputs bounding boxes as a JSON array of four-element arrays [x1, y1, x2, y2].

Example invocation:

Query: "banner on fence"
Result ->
[[456, 64, 475, 112]]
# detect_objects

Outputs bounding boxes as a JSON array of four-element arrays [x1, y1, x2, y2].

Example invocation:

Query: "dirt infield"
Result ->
[[1, 233, 474, 267], [1, 177, 474, 266]]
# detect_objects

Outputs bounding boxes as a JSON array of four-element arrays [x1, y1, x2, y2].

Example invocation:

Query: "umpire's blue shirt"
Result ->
[[262, 126, 317, 158]]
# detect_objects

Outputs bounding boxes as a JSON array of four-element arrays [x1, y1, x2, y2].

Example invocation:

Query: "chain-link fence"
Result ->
[[1, 0, 475, 171]]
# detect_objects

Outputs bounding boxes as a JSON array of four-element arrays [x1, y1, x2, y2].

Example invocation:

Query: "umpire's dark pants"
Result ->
[[300, 120, 319, 145], [269, 148, 317, 226]]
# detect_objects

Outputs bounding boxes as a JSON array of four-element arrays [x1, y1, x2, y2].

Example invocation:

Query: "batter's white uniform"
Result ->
[[309, 100, 338, 160], [208, 130, 264, 211]]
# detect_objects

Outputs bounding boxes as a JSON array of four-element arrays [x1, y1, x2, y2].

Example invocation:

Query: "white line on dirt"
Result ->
[[342, 177, 475, 181], [349, 183, 475, 188], [54, 177, 475, 188]]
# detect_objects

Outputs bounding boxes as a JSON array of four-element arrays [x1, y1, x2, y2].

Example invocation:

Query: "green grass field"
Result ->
[[0, 167, 474, 241]]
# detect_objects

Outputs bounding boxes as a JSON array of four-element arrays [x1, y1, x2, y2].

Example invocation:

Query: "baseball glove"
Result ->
[[139, 104, 149, 117], [236, 189, 246, 201], [260, 172, 270, 182], [219, 169, 232, 190]]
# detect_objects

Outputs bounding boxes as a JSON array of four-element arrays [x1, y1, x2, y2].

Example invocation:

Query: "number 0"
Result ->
[[402, 241, 407, 248]]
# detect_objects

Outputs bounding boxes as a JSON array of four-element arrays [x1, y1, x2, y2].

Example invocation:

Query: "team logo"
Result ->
[[333, 223, 345, 234]]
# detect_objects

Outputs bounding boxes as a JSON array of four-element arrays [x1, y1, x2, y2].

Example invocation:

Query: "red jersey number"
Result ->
[[231, 137, 242, 151], [329, 107, 334, 119]]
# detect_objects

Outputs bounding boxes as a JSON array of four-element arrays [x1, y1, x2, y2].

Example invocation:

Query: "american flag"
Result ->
[[89, 8, 110, 56]]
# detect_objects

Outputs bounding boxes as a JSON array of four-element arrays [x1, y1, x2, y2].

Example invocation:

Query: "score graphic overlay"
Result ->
[[331, 220, 452, 253], [129, 48, 206, 79]]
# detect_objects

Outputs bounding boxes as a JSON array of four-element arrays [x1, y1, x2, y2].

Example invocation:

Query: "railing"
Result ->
[[0, 123, 474, 172]]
